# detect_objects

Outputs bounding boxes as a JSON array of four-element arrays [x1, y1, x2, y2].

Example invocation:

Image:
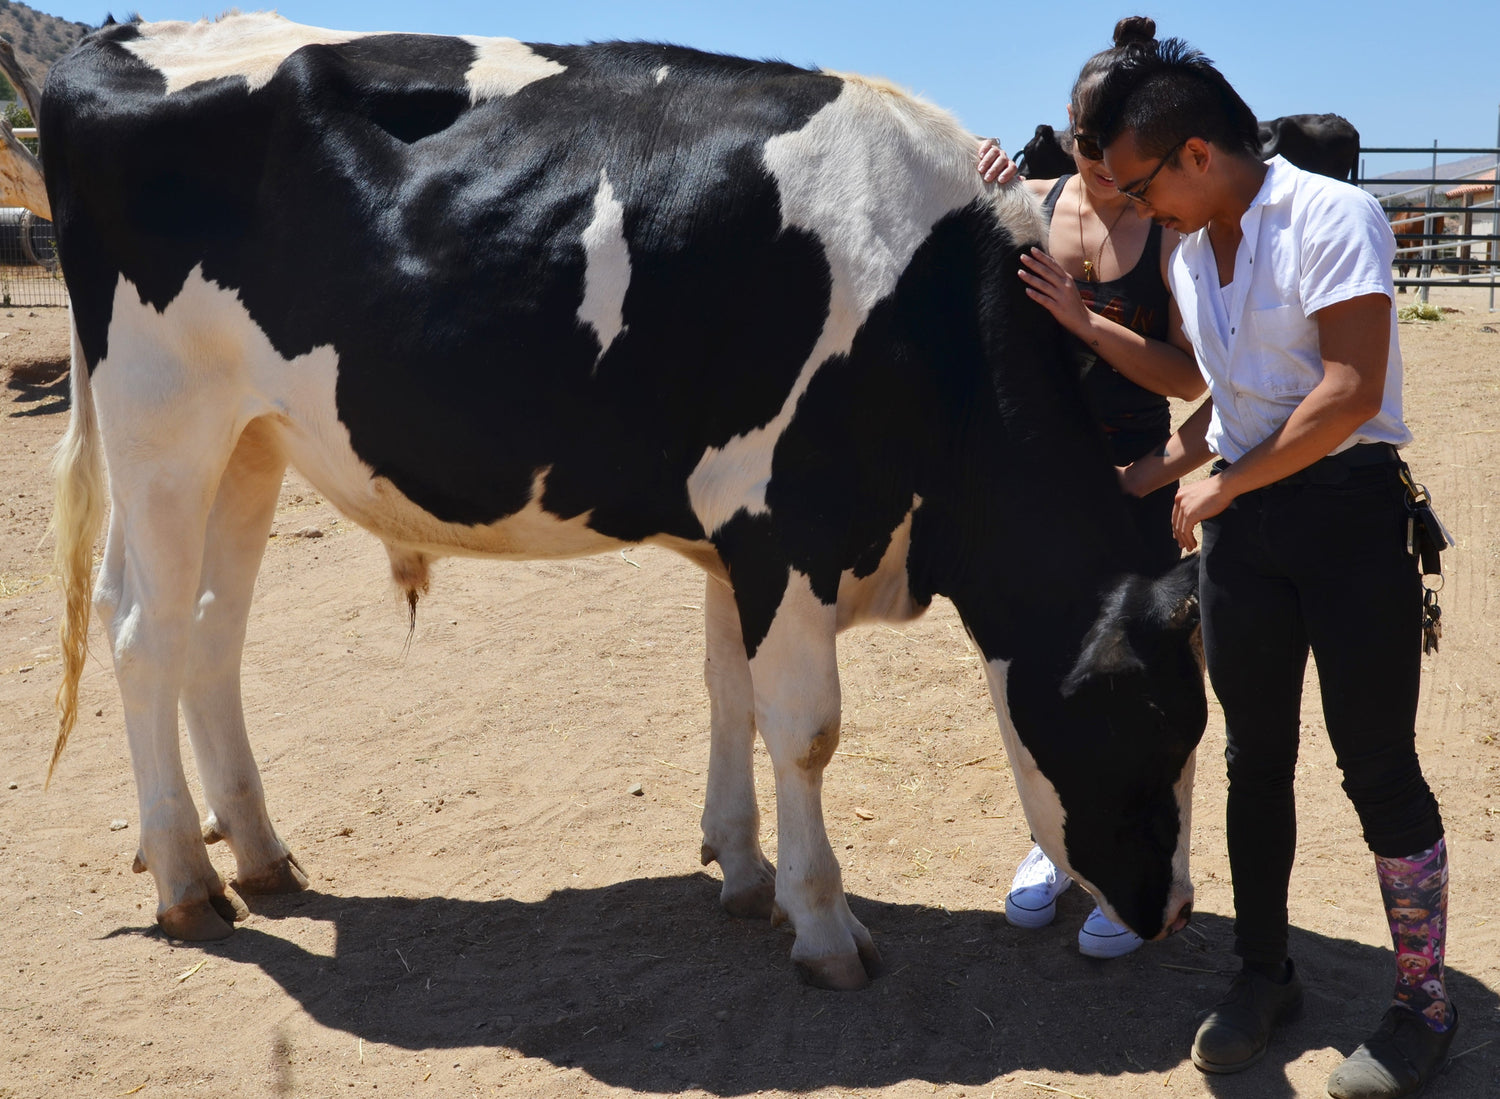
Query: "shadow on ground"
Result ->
[[5, 359, 68, 416], [108, 874, 1499, 1097]]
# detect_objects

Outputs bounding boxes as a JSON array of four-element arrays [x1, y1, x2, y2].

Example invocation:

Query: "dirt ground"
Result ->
[[1, 288, 1498, 1099]]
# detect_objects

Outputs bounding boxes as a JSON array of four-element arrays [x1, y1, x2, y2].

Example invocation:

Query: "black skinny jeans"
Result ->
[[1198, 457, 1444, 966]]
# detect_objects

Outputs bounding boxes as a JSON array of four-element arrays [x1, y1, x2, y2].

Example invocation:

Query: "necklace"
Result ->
[[1079, 187, 1132, 283]]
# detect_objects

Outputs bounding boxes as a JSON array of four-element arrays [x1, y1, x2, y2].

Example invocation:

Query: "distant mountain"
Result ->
[[1364, 154, 1500, 198], [0, 0, 91, 93]]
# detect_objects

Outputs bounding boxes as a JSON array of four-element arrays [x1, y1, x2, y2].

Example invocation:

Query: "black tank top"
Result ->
[[1042, 175, 1171, 446]]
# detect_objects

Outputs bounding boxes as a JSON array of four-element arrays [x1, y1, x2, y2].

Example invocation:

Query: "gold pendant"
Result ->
[[1081, 259, 1096, 282]]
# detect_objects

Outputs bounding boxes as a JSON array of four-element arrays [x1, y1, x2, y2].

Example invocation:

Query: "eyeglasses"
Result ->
[[1117, 139, 1187, 204], [1072, 131, 1103, 160]]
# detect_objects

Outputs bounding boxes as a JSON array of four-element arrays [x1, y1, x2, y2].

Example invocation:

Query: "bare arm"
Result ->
[[1018, 245, 1204, 400], [1169, 293, 1391, 549], [1121, 397, 1215, 498]]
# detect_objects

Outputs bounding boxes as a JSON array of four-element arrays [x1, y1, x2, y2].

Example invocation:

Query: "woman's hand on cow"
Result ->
[[1019, 247, 1093, 335], [977, 138, 1018, 184]]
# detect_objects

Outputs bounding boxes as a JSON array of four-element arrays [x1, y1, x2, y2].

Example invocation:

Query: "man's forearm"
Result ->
[[1122, 398, 1215, 497]]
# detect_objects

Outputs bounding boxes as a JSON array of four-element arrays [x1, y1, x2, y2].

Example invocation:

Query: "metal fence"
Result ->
[[1, 128, 65, 307], [1356, 143, 1500, 309]]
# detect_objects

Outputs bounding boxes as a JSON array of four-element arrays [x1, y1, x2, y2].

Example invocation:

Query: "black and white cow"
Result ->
[[44, 13, 1206, 989]]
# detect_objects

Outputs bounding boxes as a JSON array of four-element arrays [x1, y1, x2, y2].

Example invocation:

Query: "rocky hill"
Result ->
[[0, 0, 91, 93]]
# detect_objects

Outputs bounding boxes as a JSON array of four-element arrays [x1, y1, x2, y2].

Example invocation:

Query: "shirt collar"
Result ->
[[1249, 155, 1299, 213]]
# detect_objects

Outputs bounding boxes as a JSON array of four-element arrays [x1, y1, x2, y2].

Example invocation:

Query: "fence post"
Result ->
[[1420, 141, 1437, 305], [1492, 104, 1499, 312]]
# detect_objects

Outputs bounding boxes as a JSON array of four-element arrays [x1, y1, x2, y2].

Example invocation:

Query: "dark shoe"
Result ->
[[1191, 960, 1304, 1074], [1326, 1004, 1458, 1099]]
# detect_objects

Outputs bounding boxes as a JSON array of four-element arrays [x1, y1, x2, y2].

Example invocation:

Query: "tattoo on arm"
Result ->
[[1156, 445, 1169, 458]]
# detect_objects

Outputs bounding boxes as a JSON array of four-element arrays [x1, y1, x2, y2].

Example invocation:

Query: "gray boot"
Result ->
[[1326, 1004, 1458, 1099]]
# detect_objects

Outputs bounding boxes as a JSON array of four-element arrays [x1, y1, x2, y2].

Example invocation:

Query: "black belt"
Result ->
[[1210, 442, 1401, 485]]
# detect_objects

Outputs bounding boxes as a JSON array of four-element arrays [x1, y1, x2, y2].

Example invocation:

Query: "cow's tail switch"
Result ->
[[48, 321, 106, 786]]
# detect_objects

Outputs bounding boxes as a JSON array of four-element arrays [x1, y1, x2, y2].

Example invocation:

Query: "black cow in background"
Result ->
[[1017, 123, 1077, 180], [1257, 113, 1360, 181], [1016, 113, 1359, 182]]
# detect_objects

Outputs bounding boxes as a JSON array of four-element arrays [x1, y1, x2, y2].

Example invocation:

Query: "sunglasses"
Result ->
[[1072, 131, 1103, 160], [1117, 139, 1187, 204]]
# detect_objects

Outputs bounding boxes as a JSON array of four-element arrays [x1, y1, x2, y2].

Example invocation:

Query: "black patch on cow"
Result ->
[[327, 36, 476, 144], [715, 511, 792, 659]]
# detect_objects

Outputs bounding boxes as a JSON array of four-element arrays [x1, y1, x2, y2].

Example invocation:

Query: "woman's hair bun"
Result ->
[[1113, 15, 1158, 48]]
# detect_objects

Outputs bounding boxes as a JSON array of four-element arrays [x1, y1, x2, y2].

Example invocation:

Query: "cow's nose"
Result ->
[[1169, 900, 1193, 935]]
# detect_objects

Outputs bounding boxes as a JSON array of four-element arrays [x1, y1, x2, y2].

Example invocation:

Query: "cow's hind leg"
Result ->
[[93, 382, 249, 940], [181, 418, 307, 897], [699, 575, 775, 918], [747, 570, 880, 990]]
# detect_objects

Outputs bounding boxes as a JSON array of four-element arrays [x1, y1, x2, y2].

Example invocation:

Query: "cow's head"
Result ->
[[985, 556, 1206, 941], [1016, 123, 1076, 181]]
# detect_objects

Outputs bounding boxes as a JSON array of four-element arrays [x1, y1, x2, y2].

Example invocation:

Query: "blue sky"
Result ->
[[39, 1, 1500, 176]]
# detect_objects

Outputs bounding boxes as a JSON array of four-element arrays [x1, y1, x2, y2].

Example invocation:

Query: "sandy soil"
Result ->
[[1, 289, 1497, 1099]]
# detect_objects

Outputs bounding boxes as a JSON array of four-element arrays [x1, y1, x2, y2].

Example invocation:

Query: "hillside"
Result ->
[[0, 0, 90, 93]]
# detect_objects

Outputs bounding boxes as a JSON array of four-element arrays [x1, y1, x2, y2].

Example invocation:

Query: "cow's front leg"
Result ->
[[700, 575, 776, 917], [749, 571, 880, 989], [182, 421, 307, 898]]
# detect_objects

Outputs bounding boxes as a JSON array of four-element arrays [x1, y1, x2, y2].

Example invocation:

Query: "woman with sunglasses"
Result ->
[[975, 16, 1204, 960]]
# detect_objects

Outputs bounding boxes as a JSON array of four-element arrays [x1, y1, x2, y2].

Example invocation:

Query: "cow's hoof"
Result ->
[[795, 946, 883, 990], [720, 859, 776, 920], [703, 843, 776, 920], [722, 877, 775, 920], [159, 887, 247, 941], [233, 852, 309, 895]]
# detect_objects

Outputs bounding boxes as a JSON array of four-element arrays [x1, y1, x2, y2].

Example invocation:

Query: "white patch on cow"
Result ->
[[687, 76, 1044, 537], [979, 657, 1081, 889], [121, 13, 366, 96], [654, 65, 670, 84], [1171, 746, 1198, 912], [834, 498, 924, 629], [578, 170, 631, 371], [462, 36, 568, 101]]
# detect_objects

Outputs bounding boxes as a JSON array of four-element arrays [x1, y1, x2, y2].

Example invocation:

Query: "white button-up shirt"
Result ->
[[1169, 156, 1412, 463]]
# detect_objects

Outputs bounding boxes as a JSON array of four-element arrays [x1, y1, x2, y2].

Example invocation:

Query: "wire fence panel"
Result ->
[[0, 133, 65, 307], [0, 206, 65, 307]]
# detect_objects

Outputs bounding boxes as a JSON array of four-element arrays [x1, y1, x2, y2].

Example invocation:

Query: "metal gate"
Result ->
[[1358, 141, 1500, 309]]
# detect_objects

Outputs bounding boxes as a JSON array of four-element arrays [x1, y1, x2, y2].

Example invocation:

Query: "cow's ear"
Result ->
[[1061, 622, 1145, 697], [1157, 555, 1200, 632]]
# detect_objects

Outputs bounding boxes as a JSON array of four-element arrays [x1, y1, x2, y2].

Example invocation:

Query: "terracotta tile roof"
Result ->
[[1446, 167, 1496, 199]]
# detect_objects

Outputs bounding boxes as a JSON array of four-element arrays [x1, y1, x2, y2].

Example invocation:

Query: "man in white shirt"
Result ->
[[1084, 37, 1456, 1099]]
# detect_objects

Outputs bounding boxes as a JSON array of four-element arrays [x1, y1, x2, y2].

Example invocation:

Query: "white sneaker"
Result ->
[[1005, 844, 1072, 929], [1078, 905, 1144, 958]]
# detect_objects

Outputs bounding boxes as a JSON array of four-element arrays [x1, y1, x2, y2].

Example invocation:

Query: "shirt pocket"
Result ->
[[1241, 305, 1318, 399]]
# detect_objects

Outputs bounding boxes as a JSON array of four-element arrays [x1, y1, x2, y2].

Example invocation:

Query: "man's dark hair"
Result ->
[[1080, 38, 1262, 163]]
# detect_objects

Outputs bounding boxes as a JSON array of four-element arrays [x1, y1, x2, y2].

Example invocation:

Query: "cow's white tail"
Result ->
[[48, 318, 105, 785]]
